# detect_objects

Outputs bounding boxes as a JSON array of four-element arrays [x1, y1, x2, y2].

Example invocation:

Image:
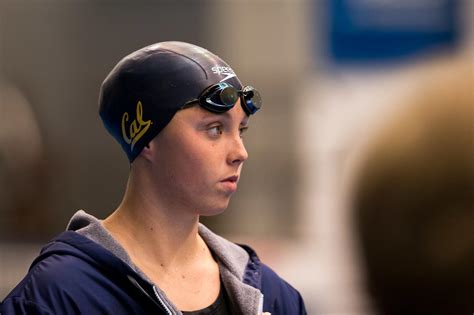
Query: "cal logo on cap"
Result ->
[[121, 101, 153, 151]]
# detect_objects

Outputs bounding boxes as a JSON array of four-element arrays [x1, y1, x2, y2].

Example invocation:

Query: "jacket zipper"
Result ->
[[153, 285, 173, 315], [258, 293, 264, 315], [127, 275, 173, 314]]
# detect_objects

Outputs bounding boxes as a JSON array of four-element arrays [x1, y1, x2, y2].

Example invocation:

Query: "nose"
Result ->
[[227, 135, 248, 166]]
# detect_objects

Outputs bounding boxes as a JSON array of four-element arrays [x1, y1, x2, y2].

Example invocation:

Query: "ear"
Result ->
[[138, 141, 154, 162]]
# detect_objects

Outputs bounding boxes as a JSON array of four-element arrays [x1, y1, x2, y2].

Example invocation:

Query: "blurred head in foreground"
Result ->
[[352, 55, 474, 315]]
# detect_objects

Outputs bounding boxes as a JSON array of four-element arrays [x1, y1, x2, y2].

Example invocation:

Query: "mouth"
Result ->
[[220, 175, 239, 193], [221, 175, 239, 183]]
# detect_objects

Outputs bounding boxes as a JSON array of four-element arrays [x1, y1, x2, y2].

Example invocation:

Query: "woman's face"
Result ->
[[149, 100, 249, 216]]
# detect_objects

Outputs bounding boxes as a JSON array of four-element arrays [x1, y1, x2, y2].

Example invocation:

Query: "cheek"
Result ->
[[186, 143, 221, 185], [161, 139, 218, 190]]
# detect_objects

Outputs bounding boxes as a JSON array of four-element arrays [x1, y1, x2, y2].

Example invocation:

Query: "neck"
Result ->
[[103, 169, 205, 269]]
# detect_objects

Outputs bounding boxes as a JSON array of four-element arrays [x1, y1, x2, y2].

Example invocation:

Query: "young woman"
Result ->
[[1, 41, 306, 315]]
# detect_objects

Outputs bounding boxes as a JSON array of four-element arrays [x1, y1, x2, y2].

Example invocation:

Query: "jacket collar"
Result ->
[[63, 210, 264, 314]]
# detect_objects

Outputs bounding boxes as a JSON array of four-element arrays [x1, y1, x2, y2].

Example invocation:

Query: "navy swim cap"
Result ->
[[99, 41, 243, 162]]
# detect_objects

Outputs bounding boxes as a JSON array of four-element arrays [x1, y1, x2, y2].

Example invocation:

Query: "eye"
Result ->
[[239, 126, 249, 138], [207, 125, 223, 137]]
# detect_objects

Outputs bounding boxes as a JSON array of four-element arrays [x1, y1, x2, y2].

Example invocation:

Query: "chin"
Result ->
[[198, 200, 230, 217]]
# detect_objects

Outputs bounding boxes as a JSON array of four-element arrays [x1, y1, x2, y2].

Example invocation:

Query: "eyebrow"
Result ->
[[240, 116, 250, 126], [200, 110, 249, 126]]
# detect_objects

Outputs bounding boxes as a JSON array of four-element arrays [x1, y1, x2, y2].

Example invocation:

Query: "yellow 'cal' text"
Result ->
[[121, 101, 152, 151]]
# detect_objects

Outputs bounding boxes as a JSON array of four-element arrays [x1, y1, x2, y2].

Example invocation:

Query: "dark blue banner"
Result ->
[[326, 0, 461, 63]]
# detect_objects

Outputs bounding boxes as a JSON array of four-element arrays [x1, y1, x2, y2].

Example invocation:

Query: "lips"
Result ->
[[222, 175, 238, 183], [220, 175, 239, 193]]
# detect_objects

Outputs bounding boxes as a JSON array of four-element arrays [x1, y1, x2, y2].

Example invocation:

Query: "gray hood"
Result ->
[[67, 210, 264, 315]]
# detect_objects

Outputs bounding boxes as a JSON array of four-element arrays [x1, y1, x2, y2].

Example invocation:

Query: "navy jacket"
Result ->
[[1, 212, 306, 315]]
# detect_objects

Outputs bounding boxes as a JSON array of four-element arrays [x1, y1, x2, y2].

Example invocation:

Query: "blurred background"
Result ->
[[1, 0, 473, 314]]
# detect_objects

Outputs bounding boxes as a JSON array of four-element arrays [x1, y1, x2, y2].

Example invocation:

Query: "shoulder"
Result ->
[[1, 251, 86, 314], [240, 244, 307, 315], [1, 232, 135, 315], [198, 225, 307, 314], [259, 263, 306, 314]]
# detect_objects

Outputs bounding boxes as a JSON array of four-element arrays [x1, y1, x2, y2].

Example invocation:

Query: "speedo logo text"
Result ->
[[212, 66, 236, 82]]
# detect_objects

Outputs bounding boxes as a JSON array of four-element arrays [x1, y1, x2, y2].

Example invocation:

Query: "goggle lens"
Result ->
[[242, 86, 262, 115], [221, 86, 240, 106]]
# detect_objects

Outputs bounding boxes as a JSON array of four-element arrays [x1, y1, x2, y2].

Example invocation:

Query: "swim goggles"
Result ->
[[181, 82, 262, 115]]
